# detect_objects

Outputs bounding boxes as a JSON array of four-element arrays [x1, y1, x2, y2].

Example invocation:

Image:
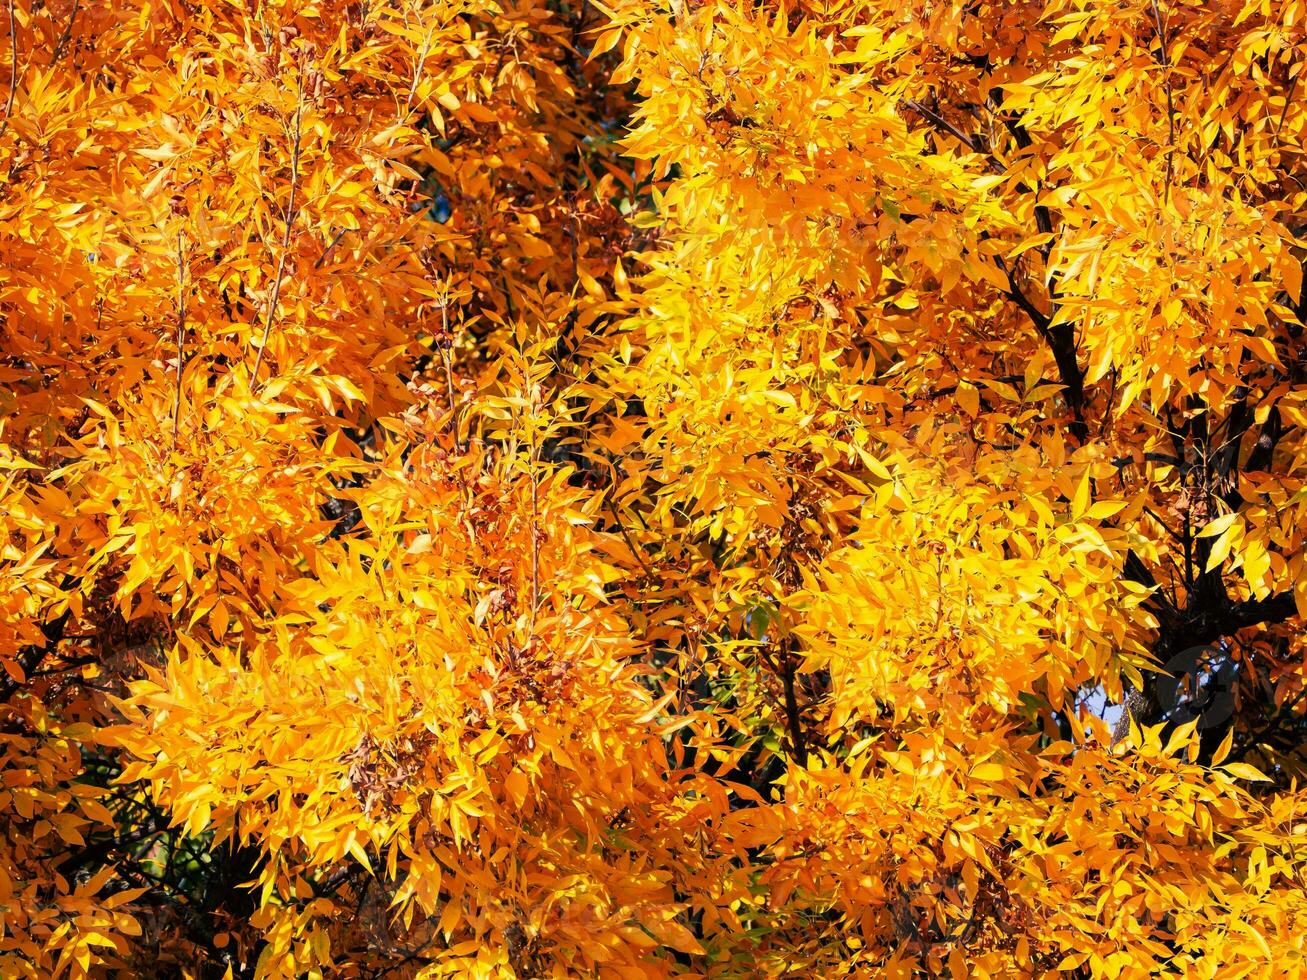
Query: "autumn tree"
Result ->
[[3, 0, 1307, 976]]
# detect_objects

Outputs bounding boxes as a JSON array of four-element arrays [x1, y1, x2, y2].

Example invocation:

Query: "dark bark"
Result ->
[[779, 649, 808, 768], [1, 588, 74, 702]]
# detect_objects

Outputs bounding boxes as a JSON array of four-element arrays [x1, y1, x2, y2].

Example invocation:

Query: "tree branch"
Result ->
[[778, 640, 808, 768], [1, 604, 73, 703], [901, 98, 1004, 174], [1228, 591, 1298, 634], [252, 70, 305, 387], [902, 97, 1087, 439], [173, 229, 187, 448], [1148, 0, 1176, 201]]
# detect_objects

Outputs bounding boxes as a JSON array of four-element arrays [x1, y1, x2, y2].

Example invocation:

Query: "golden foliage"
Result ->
[[3, 0, 1307, 976]]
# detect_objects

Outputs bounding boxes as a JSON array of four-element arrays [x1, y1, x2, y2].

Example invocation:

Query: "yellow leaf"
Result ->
[[970, 762, 1005, 782], [1071, 468, 1091, 521], [1197, 512, 1238, 538], [646, 917, 705, 955], [1223, 762, 1271, 782], [1210, 727, 1235, 766], [957, 381, 979, 417]]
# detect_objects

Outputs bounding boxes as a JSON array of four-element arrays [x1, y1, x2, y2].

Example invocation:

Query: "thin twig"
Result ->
[[404, 33, 430, 118], [901, 98, 1004, 175], [1149, 0, 1176, 202], [173, 230, 187, 448], [50, 0, 79, 65], [252, 70, 306, 387], [313, 226, 350, 270], [1142, 504, 1185, 545], [437, 301, 463, 453], [0, 0, 17, 141], [1276, 72, 1298, 143], [604, 495, 655, 580], [528, 384, 541, 638]]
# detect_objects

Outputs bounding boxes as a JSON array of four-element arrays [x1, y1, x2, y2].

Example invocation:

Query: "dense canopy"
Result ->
[[2, 0, 1307, 976]]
